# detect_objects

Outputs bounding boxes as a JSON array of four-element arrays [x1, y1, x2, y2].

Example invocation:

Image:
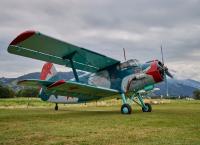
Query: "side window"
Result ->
[[133, 66, 142, 74]]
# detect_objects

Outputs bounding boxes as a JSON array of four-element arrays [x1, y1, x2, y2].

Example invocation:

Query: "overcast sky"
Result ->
[[1, 0, 200, 80]]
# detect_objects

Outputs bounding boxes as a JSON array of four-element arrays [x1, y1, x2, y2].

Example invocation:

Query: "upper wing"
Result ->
[[8, 30, 120, 72], [18, 79, 120, 100]]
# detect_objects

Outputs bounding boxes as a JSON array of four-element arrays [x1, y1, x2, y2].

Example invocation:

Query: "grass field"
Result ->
[[0, 98, 200, 145]]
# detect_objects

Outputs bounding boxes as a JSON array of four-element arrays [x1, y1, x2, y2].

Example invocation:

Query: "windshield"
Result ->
[[127, 59, 140, 67], [118, 59, 140, 70]]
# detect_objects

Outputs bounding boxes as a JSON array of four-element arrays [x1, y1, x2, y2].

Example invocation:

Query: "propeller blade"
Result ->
[[165, 69, 173, 78], [164, 72, 169, 97], [160, 45, 172, 97], [160, 45, 164, 64]]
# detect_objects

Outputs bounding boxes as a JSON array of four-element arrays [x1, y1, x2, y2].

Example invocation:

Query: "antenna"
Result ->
[[123, 48, 127, 61]]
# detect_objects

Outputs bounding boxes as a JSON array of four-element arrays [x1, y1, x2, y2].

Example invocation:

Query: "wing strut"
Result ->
[[69, 59, 79, 82], [62, 51, 79, 82]]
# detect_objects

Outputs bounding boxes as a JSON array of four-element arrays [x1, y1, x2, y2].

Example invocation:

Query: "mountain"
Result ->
[[178, 79, 200, 89], [0, 71, 83, 91], [0, 72, 200, 97], [155, 79, 200, 97]]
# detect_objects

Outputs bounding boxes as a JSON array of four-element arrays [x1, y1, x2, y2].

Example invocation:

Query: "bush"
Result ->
[[193, 89, 200, 100], [0, 85, 15, 98], [17, 88, 39, 97]]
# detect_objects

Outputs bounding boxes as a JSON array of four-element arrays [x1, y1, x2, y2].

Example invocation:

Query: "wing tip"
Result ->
[[9, 30, 36, 45]]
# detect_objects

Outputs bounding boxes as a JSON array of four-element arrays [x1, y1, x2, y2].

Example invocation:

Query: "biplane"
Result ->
[[7, 30, 173, 114]]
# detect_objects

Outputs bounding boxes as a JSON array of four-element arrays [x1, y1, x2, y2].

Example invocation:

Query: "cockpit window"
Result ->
[[128, 59, 140, 67], [118, 59, 141, 70]]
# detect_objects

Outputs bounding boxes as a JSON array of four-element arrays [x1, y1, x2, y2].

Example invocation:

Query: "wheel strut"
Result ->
[[55, 103, 58, 111], [137, 93, 152, 112], [120, 93, 132, 114]]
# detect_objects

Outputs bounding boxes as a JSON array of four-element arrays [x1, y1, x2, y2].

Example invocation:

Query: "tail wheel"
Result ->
[[55, 103, 58, 111], [142, 103, 152, 112], [121, 104, 132, 114]]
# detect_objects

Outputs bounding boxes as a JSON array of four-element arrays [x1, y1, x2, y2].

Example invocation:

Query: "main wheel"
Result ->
[[55, 103, 58, 111], [121, 104, 132, 114], [142, 103, 152, 112]]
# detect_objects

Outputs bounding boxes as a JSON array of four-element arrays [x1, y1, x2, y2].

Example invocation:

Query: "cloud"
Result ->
[[0, 0, 200, 81]]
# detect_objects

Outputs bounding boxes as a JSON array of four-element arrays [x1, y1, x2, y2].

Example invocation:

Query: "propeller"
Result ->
[[160, 45, 173, 96], [164, 67, 173, 78], [160, 45, 173, 78]]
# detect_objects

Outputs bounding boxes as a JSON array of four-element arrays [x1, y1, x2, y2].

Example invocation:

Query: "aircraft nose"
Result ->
[[157, 60, 173, 79], [146, 61, 164, 83]]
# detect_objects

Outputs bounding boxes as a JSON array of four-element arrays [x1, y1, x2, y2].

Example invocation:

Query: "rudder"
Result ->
[[40, 62, 59, 81]]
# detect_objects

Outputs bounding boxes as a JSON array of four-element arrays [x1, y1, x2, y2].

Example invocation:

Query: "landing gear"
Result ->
[[120, 93, 132, 115], [121, 104, 132, 114], [142, 103, 152, 112], [55, 103, 58, 111], [120, 92, 153, 114]]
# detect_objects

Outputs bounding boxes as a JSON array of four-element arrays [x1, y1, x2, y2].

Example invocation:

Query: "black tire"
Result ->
[[142, 103, 152, 112], [55, 104, 58, 111], [121, 104, 132, 114]]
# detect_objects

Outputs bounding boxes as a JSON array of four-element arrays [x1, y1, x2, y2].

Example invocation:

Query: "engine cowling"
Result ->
[[146, 60, 164, 83]]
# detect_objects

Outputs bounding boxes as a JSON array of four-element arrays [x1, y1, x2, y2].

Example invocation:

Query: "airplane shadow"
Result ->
[[52, 108, 142, 118], [23, 107, 144, 120]]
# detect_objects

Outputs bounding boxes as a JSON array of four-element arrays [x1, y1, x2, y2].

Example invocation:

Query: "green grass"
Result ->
[[0, 98, 200, 145]]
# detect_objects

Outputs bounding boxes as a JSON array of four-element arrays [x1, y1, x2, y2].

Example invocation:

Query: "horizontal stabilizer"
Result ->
[[18, 79, 54, 88]]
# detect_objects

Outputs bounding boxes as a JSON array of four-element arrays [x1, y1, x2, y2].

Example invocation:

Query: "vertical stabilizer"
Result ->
[[39, 62, 58, 101], [40, 62, 58, 81]]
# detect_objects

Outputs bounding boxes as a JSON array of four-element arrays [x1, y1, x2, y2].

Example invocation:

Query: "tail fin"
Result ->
[[39, 62, 59, 101], [40, 62, 59, 81]]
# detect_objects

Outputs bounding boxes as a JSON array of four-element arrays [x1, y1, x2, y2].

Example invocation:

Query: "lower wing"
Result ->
[[18, 79, 120, 100]]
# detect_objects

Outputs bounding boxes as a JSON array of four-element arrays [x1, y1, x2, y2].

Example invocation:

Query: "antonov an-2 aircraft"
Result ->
[[7, 30, 173, 114]]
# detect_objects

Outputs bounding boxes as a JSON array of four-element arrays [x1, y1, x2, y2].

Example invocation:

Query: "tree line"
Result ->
[[193, 89, 200, 100], [0, 84, 38, 98]]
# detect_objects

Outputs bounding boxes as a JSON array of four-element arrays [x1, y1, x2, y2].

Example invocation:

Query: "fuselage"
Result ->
[[42, 59, 165, 104], [78, 59, 164, 93]]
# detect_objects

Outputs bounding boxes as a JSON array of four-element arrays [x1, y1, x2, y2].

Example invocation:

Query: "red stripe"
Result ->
[[10, 30, 35, 45], [40, 63, 53, 80], [47, 80, 65, 89]]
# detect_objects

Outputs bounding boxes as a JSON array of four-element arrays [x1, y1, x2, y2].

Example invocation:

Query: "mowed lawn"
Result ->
[[0, 98, 200, 145]]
